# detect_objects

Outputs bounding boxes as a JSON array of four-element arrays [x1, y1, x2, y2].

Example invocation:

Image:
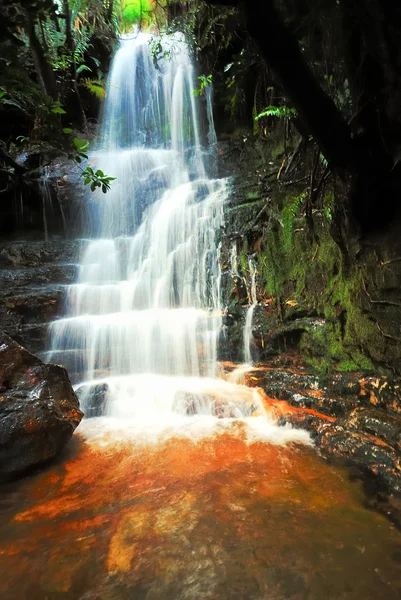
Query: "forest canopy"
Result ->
[[1, 0, 401, 233]]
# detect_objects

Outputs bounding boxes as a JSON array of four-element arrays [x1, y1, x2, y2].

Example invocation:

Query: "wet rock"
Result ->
[[359, 377, 401, 415], [277, 410, 332, 439], [0, 264, 78, 288], [0, 240, 82, 268], [317, 425, 401, 493], [15, 148, 62, 171], [343, 407, 401, 451], [75, 382, 109, 418], [12, 323, 51, 356], [0, 286, 64, 324], [256, 316, 327, 357], [244, 366, 361, 418], [0, 332, 83, 480]]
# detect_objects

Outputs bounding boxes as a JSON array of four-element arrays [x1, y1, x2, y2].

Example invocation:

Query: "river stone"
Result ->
[[0, 331, 83, 480]]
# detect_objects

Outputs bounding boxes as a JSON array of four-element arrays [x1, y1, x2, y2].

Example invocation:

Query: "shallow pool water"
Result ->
[[0, 420, 400, 599]]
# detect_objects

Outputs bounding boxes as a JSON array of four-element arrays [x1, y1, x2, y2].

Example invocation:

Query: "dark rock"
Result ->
[[0, 240, 82, 268], [0, 286, 64, 324], [0, 332, 83, 480], [248, 367, 361, 418], [0, 264, 78, 289], [15, 148, 62, 171], [76, 382, 109, 418], [359, 377, 401, 415], [341, 407, 401, 452], [317, 424, 401, 493]]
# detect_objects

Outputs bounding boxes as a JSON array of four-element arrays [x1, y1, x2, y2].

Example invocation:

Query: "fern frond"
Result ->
[[255, 105, 297, 121], [281, 191, 307, 250], [81, 79, 106, 99]]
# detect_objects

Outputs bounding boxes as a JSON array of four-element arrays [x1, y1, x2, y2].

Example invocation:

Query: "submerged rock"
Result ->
[[0, 332, 83, 480]]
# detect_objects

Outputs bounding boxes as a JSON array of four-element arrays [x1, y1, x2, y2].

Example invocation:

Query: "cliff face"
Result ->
[[217, 133, 401, 377]]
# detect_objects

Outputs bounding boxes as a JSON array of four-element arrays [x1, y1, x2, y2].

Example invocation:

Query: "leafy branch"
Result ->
[[192, 74, 213, 96], [82, 167, 116, 193]]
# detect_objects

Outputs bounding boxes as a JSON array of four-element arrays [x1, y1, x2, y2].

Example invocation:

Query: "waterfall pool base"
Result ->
[[1, 421, 401, 599]]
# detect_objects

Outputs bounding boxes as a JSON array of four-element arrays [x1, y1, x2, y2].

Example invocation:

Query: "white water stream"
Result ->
[[48, 33, 309, 444], [244, 257, 257, 364]]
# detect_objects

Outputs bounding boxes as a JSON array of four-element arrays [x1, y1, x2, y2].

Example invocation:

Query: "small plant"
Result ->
[[71, 137, 89, 163], [51, 101, 67, 115], [255, 105, 298, 121], [148, 37, 172, 67], [81, 167, 116, 193], [81, 79, 106, 99], [63, 132, 116, 193], [281, 191, 307, 250], [16, 135, 29, 144], [192, 74, 212, 96]]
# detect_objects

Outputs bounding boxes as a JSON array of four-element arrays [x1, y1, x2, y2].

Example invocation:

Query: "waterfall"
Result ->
[[39, 166, 67, 240], [48, 32, 266, 421], [229, 241, 240, 278], [244, 257, 257, 364]]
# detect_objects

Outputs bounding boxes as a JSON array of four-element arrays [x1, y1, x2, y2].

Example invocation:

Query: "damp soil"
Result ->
[[1, 422, 401, 600]]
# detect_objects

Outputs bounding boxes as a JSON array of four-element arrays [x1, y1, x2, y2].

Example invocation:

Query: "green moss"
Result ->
[[271, 140, 285, 160], [238, 242, 249, 275], [260, 225, 288, 297], [281, 192, 307, 251], [245, 181, 389, 375], [304, 356, 332, 380]]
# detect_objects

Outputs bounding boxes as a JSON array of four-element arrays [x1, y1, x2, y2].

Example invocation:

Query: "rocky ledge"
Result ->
[[229, 359, 401, 496], [0, 331, 83, 481]]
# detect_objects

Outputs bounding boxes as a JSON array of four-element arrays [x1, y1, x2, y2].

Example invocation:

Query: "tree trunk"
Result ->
[[62, 0, 87, 130], [204, 0, 401, 233], [25, 12, 58, 99]]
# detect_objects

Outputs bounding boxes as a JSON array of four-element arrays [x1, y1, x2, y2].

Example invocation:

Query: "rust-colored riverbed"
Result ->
[[1, 418, 401, 600]]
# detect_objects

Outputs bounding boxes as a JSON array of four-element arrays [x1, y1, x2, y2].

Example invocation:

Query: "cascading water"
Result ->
[[48, 33, 308, 445], [48, 32, 268, 424], [244, 256, 257, 364]]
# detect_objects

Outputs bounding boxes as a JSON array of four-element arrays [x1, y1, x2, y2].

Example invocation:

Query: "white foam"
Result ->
[[77, 414, 311, 447]]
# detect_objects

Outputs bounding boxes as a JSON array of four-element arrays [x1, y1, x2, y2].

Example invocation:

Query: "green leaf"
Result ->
[[255, 105, 298, 121], [73, 138, 89, 153], [95, 169, 104, 177], [76, 64, 91, 74], [52, 106, 66, 115], [62, 128, 73, 134], [90, 182, 96, 192]]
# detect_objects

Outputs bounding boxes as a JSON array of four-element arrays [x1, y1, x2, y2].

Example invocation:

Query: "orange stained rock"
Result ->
[[262, 395, 335, 423]]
